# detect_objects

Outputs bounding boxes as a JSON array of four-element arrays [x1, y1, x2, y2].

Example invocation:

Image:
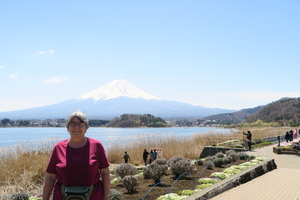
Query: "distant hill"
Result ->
[[105, 114, 168, 127], [199, 106, 262, 123], [246, 97, 300, 124]]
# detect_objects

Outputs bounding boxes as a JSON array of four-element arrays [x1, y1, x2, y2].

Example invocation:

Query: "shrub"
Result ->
[[215, 152, 225, 158], [204, 161, 214, 170], [109, 189, 123, 200], [223, 156, 232, 163], [213, 158, 225, 167], [196, 159, 204, 165], [115, 163, 137, 179], [166, 156, 185, 168], [11, 193, 29, 200], [143, 162, 168, 183], [238, 152, 249, 160], [142, 166, 153, 179], [153, 158, 168, 165], [226, 150, 239, 162], [122, 175, 138, 194], [204, 155, 215, 162], [225, 150, 236, 156], [171, 158, 194, 178]]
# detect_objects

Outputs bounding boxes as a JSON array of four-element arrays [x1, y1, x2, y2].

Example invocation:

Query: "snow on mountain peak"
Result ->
[[77, 79, 161, 102]]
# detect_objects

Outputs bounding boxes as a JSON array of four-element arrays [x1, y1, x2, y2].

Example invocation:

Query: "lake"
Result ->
[[0, 127, 235, 149]]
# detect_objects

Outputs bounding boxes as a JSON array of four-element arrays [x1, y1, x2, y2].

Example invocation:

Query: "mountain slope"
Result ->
[[199, 106, 262, 122], [0, 80, 237, 120], [246, 97, 300, 123]]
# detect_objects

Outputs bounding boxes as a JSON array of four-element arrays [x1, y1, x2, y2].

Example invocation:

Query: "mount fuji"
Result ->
[[0, 80, 236, 120]]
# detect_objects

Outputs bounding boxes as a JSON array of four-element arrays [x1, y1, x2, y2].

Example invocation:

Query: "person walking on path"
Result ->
[[284, 131, 290, 143], [289, 130, 294, 142], [149, 150, 154, 164], [243, 131, 252, 151], [143, 149, 149, 166], [123, 152, 130, 163], [153, 149, 157, 160], [294, 129, 298, 139]]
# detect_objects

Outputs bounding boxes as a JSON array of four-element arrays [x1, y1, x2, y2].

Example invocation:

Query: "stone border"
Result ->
[[273, 147, 299, 155], [199, 146, 246, 158], [185, 158, 277, 200]]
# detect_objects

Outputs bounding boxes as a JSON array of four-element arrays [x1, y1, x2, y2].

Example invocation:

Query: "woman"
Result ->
[[42, 111, 111, 200]]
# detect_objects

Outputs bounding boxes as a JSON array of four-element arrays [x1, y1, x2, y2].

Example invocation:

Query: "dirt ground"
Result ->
[[110, 160, 247, 200]]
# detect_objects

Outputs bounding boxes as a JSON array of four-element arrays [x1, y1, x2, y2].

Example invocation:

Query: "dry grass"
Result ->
[[0, 127, 290, 197]]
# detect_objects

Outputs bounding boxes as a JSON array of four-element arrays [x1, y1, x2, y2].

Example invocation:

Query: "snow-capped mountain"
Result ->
[[0, 80, 237, 120], [77, 79, 161, 101]]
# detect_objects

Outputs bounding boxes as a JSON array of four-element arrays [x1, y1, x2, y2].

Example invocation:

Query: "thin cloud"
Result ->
[[9, 73, 19, 80], [49, 50, 54, 53], [43, 77, 69, 84], [38, 51, 47, 54], [0, 66, 4, 68]]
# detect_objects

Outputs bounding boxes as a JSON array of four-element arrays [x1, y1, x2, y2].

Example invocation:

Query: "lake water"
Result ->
[[0, 127, 235, 149]]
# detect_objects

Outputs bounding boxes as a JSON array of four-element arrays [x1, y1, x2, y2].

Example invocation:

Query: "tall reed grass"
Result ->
[[0, 127, 290, 197]]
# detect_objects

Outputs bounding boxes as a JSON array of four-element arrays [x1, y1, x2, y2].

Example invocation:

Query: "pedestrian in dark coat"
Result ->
[[243, 131, 252, 151], [143, 149, 149, 166]]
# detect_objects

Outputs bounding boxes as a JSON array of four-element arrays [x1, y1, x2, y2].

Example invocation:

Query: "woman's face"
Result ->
[[68, 116, 87, 139]]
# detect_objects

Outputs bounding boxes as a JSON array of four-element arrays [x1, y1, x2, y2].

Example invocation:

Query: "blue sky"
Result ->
[[1, 1, 300, 112]]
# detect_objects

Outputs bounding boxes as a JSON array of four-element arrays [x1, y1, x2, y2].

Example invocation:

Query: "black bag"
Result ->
[[61, 185, 93, 200]]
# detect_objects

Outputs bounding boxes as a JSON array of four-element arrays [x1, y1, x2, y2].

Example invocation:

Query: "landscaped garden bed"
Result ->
[[109, 150, 275, 200], [273, 138, 300, 155]]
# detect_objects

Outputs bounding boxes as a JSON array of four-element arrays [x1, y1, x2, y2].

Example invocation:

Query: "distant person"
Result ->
[[294, 129, 298, 139], [143, 149, 149, 166], [123, 152, 130, 163], [285, 131, 290, 143], [243, 131, 252, 151], [149, 150, 154, 164], [153, 149, 157, 160], [289, 130, 294, 142]]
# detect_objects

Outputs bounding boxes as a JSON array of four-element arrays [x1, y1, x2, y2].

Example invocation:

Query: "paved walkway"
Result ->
[[209, 144, 300, 200]]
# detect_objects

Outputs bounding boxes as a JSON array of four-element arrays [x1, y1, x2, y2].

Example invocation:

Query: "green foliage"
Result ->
[[197, 177, 220, 184], [252, 141, 273, 149], [178, 190, 197, 196], [1, 118, 10, 126], [115, 163, 137, 179], [122, 175, 138, 194], [106, 114, 169, 127], [196, 183, 214, 189], [89, 119, 109, 127], [225, 119, 281, 128]]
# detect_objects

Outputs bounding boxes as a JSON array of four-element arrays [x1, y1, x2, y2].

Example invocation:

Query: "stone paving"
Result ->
[[209, 144, 300, 200]]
